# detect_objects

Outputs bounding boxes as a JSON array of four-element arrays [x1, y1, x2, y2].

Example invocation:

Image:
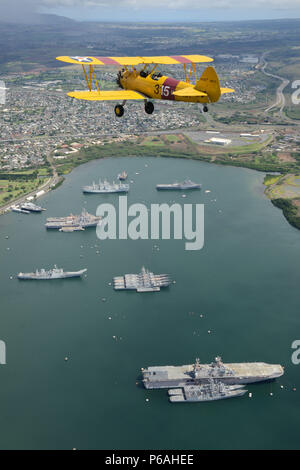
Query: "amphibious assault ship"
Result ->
[[113, 266, 171, 292], [168, 380, 247, 403], [45, 209, 101, 229], [17, 265, 87, 280], [142, 356, 284, 388], [156, 179, 201, 190], [82, 179, 129, 193]]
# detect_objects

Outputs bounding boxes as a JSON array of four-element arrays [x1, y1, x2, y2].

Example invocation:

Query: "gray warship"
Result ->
[[82, 179, 129, 193], [168, 380, 247, 403], [21, 202, 45, 212], [45, 208, 101, 229], [113, 266, 171, 292], [142, 356, 284, 388], [17, 265, 87, 280], [156, 179, 201, 190]]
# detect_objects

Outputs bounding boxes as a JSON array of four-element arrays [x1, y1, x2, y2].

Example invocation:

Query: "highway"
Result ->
[[260, 52, 290, 118]]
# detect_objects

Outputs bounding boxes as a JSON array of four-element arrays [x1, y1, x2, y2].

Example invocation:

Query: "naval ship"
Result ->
[[168, 380, 247, 403], [118, 171, 128, 181], [142, 356, 284, 388], [17, 265, 87, 280], [21, 202, 45, 212], [45, 209, 101, 229], [113, 266, 171, 292], [82, 179, 129, 193], [156, 179, 201, 190]]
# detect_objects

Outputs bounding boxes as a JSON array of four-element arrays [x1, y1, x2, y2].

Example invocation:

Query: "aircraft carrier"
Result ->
[[113, 266, 171, 292], [168, 381, 247, 403], [45, 208, 101, 229], [82, 179, 129, 193], [142, 356, 284, 388], [17, 266, 87, 280], [156, 179, 201, 190]]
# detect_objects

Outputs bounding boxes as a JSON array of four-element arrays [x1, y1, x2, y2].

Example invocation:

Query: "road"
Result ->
[[260, 52, 290, 118]]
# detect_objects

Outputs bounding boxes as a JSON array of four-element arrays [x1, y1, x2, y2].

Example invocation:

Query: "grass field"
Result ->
[[0, 178, 43, 205], [0, 168, 51, 207]]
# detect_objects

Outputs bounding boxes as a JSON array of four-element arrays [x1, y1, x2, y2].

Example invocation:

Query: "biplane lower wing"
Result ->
[[68, 90, 145, 101]]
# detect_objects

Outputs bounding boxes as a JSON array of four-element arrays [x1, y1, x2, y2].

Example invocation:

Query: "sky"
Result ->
[[0, 0, 300, 22]]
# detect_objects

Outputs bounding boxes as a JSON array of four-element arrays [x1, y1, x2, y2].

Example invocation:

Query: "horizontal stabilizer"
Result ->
[[173, 87, 208, 98], [221, 87, 235, 94], [67, 90, 145, 101]]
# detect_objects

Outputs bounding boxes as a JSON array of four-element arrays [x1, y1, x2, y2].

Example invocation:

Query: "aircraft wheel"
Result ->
[[203, 105, 209, 113], [145, 101, 154, 115], [115, 104, 124, 117]]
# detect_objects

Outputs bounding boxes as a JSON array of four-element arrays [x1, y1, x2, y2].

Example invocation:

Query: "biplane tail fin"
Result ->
[[195, 66, 221, 102]]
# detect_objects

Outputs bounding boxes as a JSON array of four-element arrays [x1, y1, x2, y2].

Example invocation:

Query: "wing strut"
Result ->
[[81, 64, 100, 93]]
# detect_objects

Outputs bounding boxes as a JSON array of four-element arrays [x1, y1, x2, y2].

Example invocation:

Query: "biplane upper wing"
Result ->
[[68, 90, 145, 101], [56, 54, 213, 66]]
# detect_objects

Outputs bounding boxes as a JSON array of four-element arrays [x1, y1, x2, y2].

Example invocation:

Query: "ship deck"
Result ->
[[144, 362, 284, 380]]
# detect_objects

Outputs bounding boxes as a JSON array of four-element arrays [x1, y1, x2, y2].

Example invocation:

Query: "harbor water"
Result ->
[[0, 155, 300, 449]]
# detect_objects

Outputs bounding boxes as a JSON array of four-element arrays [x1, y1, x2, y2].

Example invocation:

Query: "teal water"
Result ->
[[0, 156, 300, 450]]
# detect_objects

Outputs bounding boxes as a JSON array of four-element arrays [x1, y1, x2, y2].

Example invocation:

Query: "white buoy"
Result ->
[[249, 393, 252, 398], [270, 392, 273, 396], [280, 385, 284, 389], [64, 357, 69, 361], [146, 398, 149, 402]]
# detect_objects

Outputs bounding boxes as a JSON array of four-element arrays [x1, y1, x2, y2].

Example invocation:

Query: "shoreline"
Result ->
[[1, 138, 300, 231]]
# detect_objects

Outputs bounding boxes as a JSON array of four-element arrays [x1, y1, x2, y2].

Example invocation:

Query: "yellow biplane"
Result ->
[[56, 54, 234, 117]]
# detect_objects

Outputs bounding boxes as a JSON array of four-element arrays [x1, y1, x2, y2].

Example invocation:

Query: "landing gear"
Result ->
[[145, 101, 154, 115], [114, 104, 124, 117], [203, 105, 209, 113]]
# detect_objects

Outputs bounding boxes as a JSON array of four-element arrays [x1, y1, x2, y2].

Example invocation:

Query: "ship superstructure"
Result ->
[[142, 356, 284, 388], [113, 266, 171, 292], [45, 208, 101, 229], [156, 179, 201, 190], [17, 265, 87, 280], [82, 179, 129, 193]]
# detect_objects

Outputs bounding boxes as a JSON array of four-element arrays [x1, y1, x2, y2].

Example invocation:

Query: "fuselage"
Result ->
[[119, 69, 209, 104]]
